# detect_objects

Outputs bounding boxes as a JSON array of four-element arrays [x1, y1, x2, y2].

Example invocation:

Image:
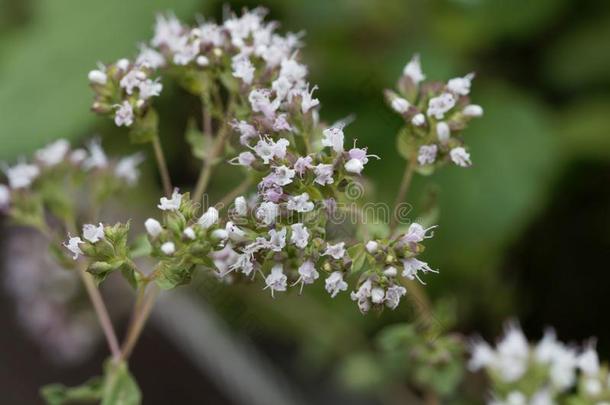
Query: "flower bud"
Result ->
[[436, 122, 450, 143], [386, 254, 395, 264], [198, 207, 219, 229], [183, 227, 196, 240], [463, 104, 484, 117], [161, 242, 175, 255], [145, 218, 163, 237], [365, 240, 379, 254], [211, 229, 229, 240], [88, 70, 107, 85], [411, 113, 425, 127]]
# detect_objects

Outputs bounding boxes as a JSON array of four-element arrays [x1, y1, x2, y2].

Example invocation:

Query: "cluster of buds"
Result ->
[[0, 138, 143, 220], [469, 323, 610, 404], [385, 54, 484, 169]]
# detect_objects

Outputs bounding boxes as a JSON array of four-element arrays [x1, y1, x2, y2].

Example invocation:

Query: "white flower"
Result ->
[[447, 73, 475, 96], [252, 137, 287, 164], [417, 144, 438, 166], [504, 391, 527, 405], [385, 285, 406, 309], [371, 287, 385, 304], [493, 324, 529, 383], [82, 223, 105, 243], [401, 257, 437, 283], [383, 266, 398, 277], [300, 84, 319, 113], [268, 227, 287, 251], [35, 139, 70, 166], [230, 254, 254, 276], [198, 207, 219, 228], [211, 229, 229, 240], [468, 339, 496, 371], [272, 114, 292, 132], [0, 184, 10, 209], [82, 139, 108, 170], [138, 78, 163, 100], [158, 189, 183, 211], [225, 221, 247, 242], [196, 55, 210, 66], [63, 236, 84, 260], [286, 192, 314, 212], [436, 121, 450, 143], [427, 93, 456, 119], [293, 156, 313, 175], [272, 165, 295, 186], [152, 13, 184, 50], [403, 54, 426, 85], [450, 147, 472, 167], [279, 57, 307, 83], [463, 104, 484, 117], [120, 69, 147, 95], [314, 164, 334, 185], [344, 158, 364, 174], [232, 120, 258, 145], [290, 223, 309, 248], [411, 113, 426, 126], [391, 97, 410, 114], [136, 45, 165, 69], [578, 345, 600, 376], [161, 242, 175, 255], [183, 227, 196, 240], [272, 76, 292, 101], [325, 271, 348, 298], [88, 68, 107, 85], [116, 58, 130, 71], [69, 148, 87, 165], [350, 279, 373, 313], [294, 260, 319, 292], [249, 88, 280, 119], [321, 125, 344, 153], [114, 153, 145, 185], [232, 54, 255, 84], [365, 240, 378, 253], [114, 101, 134, 127], [323, 242, 345, 260], [402, 223, 437, 244], [234, 196, 248, 216], [5, 161, 40, 189], [145, 218, 163, 238], [584, 378, 602, 396], [255, 201, 279, 225], [264, 264, 287, 297], [235, 151, 256, 167]]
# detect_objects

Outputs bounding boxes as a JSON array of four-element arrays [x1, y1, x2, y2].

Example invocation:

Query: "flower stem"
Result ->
[[390, 155, 417, 231], [120, 284, 159, 361], [215, 178, 252, 210], [151, 135, 172, 197], [77, 262, 121, 360]]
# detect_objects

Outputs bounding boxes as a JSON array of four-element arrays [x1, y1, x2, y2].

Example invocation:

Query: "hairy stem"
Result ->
[[77, 262, 121, 360], [152, 135, 173, 197]]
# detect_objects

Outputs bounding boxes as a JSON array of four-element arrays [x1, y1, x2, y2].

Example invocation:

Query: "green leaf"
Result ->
[[154, 259, 196, 290], [41, 377, 103, 405], [128, 109, 158, 144], [347, 243, 369, 274], [395, 127, 418, 160], [101, 361, 141, 405], [185, 118, 211, 160], [129, 234, 152, 259]]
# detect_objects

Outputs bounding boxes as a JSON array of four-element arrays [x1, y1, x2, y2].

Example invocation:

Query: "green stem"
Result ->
[[151, 135, 172, 197], [120, 285, 159, 361], [390, 155, 417, 232]]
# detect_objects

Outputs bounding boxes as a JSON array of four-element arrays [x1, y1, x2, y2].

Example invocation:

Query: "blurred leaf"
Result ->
[[557, 98, 610, 159], [41, 377, 103, 405], [338, 352, 386, 392], [101, 361, 141, 405]]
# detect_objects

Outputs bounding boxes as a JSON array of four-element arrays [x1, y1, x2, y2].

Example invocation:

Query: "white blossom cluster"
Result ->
[[469, 323, 610, 404], [0, 138, 144, 213], [386, 54, 484, 169]]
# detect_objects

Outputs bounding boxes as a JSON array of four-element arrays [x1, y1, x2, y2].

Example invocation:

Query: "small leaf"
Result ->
[[41, 377, 103, 405], [129, 109, 158, 144], [101, 361, 141, 405], [154, 259, 196, 290], [395, 127, 419, 160]]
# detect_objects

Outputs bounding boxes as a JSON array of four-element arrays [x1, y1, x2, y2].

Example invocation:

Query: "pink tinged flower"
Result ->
[[115, 153, 145, 186], [463, 104, 484, 117], [35, 139, 70, 166], [385, 285, 406, 309], [82, 139, 108, 170], [120, 69, 147, 95], [402, 222, 437, 244], [427, 93, 456, 120], [286, 192, 314, 213], [272, 138, 289, 159], [198, 207, 219, 229], [0, 184, 10, 210], [263, 186, 284, 203], [350, 279, 373, 313], [152, 13, 184, 49], [268, 228, 287, 252], [279, 58, 308, 83], [403, 54, 426, 85], [138, 78, 163, 100], [391, 97, 410, 114], [249, 88, 280, 119], [383, 266, 398, 277], [69, 149, 87, 165], [321, 125, 345, 153], [401, 257, 437, 284], [264, 264, 287, 298], [300, 84, 319, 113], [232, 120, 258, 146], [290, 223, 309, 248], [371, 287, 385, 304], [230, 254, 254, 276], [64, 236, 84, 260], [344, 158, 364, 174], [345, 147, 379, 174], [314, 164, 334, 185], [82, 223, 105, 243], [145, 218, 163, 237], [272, 165, 295, 186], [450, 147, 472, 167], [114, 101, 134, 127], [272, 114, 292, 132], [236, 151, 256, 167], [447, 73, 475, 96], [225, 221, 247, 242], [294, 260, 319, 293], [253, 138, 276, 164], [325, 271, 348, 298], [293, 156, 313, 175], [212, 244, 239, 277], [161, 242, 175, 255], [158, 189, 183, 211], [417, 144, 438, 166], [411, 113, 426, 126], [271, 76, 292, 101], [436, 122, 450, 143], [136, 45, 165, 69], [234, 196, 248, 216], [5, 162, 40, 189], [183, 227, 196, 240], [323, 242, 346, 260], [255, 201, 279, 225], [232, 54, 255, 84]]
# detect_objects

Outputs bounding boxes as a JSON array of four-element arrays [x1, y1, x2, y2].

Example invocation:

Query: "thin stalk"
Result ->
[[390, 155, 417, 231], [215, 178, 252, 210], [120, 285, 159, 361], [193, 116, 232, 203], [77, 263, 121, 360], [151, 135, 172, 197]]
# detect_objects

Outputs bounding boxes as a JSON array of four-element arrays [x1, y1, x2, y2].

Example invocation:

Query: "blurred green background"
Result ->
[[1, 0, 609, 403]]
